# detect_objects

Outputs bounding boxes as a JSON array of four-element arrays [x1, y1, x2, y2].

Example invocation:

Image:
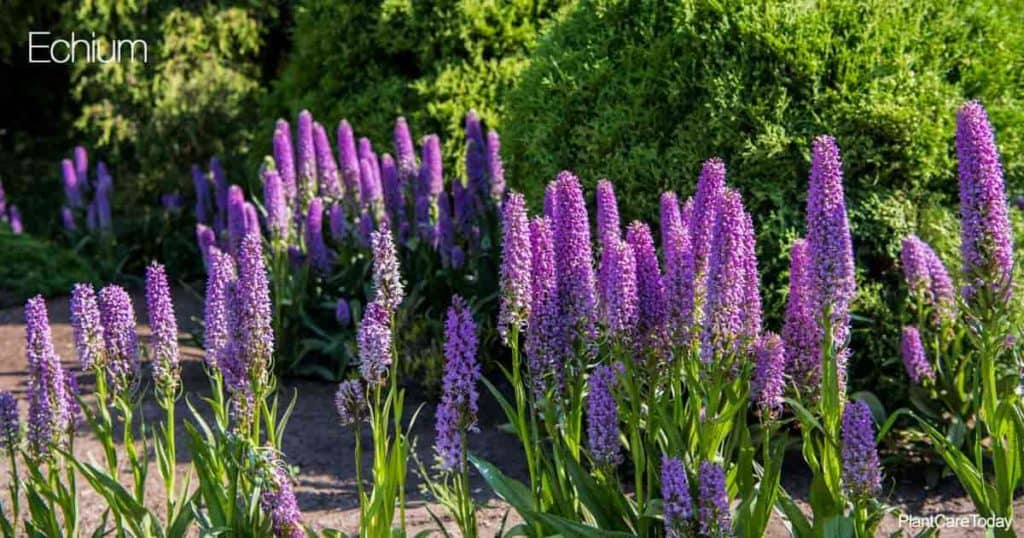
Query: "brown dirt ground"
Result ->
[[0, 288, 1021, 537]]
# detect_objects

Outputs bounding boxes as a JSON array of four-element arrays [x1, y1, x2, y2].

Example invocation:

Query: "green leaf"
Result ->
[[532, 513, 634, 537], [469, 455, 536, 517], [821, 515, 854, 538]]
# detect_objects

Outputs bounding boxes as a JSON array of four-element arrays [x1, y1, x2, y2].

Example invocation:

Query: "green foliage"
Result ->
[[268, 0, 571, 171], [0, 230, 96, 305], [65, 1, 274, 203], [502, 0, 1024, 407]]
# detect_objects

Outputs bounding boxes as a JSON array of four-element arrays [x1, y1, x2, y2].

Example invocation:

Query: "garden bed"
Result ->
[[0, 289, 1020, 536]]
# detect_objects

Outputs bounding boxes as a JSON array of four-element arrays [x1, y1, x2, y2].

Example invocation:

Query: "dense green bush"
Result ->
[[66, 1, 279, 202], [0, 230, 96, 306], [268, 0, 571, 172], [501, 0, 1024, 407]]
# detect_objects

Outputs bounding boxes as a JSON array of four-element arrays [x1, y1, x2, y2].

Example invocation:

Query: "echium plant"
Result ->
[[476, 165, 786, 538], [13, 296, 81, 537], [186, 229, 305, 537], [419, 296, 482, 537], [335, 222, 412, 537], [200, 109, 506, 379], [779, 136, 888, 537], [901, 101, 1023, 537]]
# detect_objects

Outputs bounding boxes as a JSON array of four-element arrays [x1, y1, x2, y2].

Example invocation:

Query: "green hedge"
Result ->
[[65, 1, 277, 203], [500, 0, 1024, 405], [0, 230, 96, 306], [267, 0, 572, 172]]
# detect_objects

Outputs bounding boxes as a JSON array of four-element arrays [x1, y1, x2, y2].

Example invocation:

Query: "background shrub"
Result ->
[[0, 230, 96, 306], [501, 0, 1024, 408], [266, 0, 571, 173]]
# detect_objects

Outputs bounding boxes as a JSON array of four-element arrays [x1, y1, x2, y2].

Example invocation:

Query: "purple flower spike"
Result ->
[[900, 326, 933, 384], [296, 110, 317, 210], [436, 192, 456, 262], [487, 130, 505, 201], [244, 202, 260, 237], [329, 202, 347, 242], [203, 247, 235, 371], [435, 296, 481, 471], [360, 157, 382, 208], [61, 206, 76, 231], [260, 461, 306, 538], [498, 192, 532, 343], [8, 205, 22, 234], [98, 285, 140, 394], [586, 364, 622, 467], [25, 296, 70, 458], [358, 301, 392, 385], [263, 163, 290, 240], [337, 120, 361, 206], [956, 101, 1014, 302], [553, 171, 597, 344], [464, 111, 487, 202], [602, 239, 639, 336], [236, 230, 275, 387], [71, 283, 104, 370], [901, 235, 955, 322], [783, 241, 819, 392], [416, 135, 443, 239], [900, 235, 930, 296], [146, 262, 180, 394], [701, 190, 754, 361], [626, 221, 666, 342], [196, 224, 217, 268], [335, 299, 351, 327], [335, 379, 366, 427], [841, 400, 882, 498], [0, 391, 20, 451], [661, 192, 694, 344], [751, 332, 785, 419], [452, 177, 473, 240], [370, 224, 404, 313], [95, 162, 113, 230], [305, 197, 331, 275], [543, 182, 558, 221], [380, 154, 402, 228], [358, 209, 375, 248], [313, 122, 342, 199], [595, 179, 621, 249], [273, 120, 297, 205], [688, 158, 727, 328], [525, 217, 563, 399], [807, 136, 856, 369], [393, 117, 417, 179], [193, 164, 212, 225], [287, 245, 305, 272], [662, 456, 694, 535], [73, 146, 89, 192], [227, 185, 247, 256], [62, 158, 82, 208], [739, 207, 762, 342], [697, 462, 732, 537], [925, 251, 955, 320]]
